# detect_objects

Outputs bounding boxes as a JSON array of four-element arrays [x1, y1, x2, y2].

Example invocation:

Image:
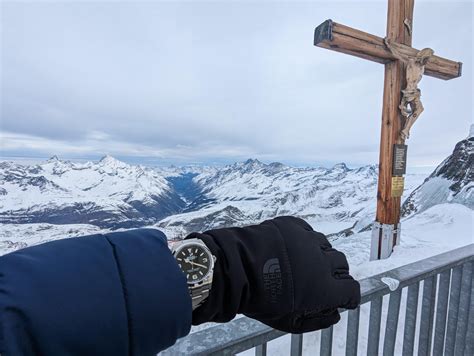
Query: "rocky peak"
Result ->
[[243, 158, 262, 166], [47, 155, 60, 162], [268, 161, 285, 169], [99, 155, 129, 169], [402, 128, 473, 217], [332, 162, 349, 171], [228, 158, 265, 174], [429, 130, 473, 195]]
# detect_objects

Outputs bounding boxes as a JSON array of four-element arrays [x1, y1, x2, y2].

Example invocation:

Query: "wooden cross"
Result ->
[[313, 0, 462, 259]]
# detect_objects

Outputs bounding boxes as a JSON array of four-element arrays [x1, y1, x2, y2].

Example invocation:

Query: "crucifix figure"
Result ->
[[313, 0, 461, 259], [384, 37, 434, 140]]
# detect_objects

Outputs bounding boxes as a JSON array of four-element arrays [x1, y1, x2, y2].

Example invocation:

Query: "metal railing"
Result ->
[[162, 244, 474, 355]]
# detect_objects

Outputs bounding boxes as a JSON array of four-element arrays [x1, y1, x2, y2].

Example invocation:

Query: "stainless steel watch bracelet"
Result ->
[[190, 282, 212, 310]]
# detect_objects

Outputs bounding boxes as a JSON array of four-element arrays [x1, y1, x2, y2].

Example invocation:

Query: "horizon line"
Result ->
[[0, 154, 438, 171]]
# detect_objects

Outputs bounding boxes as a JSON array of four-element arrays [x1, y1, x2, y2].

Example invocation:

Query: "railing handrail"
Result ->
[[162, 244, 474, 355], [359, 244, 473, 303]]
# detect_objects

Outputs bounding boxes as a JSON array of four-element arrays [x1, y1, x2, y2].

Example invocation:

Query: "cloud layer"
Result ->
[[1, 0, 472, 166]]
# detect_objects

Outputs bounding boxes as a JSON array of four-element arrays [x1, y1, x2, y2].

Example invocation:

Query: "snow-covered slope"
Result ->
[[157, 160, 426, 239], [0, 155, 185, 228], [402, 125, 473, 217], [0, 223, 105, 256], [157, 160, 380, 238], [1, 155, 427, 240], [233, 203, 473, 356]]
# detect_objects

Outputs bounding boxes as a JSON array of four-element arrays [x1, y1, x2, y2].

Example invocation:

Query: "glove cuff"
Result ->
[[184, 231, 246, 324]]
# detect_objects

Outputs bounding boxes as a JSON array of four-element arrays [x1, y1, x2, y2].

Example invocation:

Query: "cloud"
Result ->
[[1, 0, 472, 167]]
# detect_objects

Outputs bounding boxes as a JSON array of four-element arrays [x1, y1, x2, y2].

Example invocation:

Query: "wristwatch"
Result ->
[[171, 238, 216, 310]]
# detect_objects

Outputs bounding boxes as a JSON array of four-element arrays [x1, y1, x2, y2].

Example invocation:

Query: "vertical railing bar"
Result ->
[[444, 265, 463, 356], [418, 275, 437, 356], [255, 343, 267, 356], [382, 289, 402, 356], [464, 262, 474, 356], [367, 296, 383, 356], [346, 307, 360, 356], [320, 325, 333, 356], [432, 270, 451, 355], [290, 334, 303, 356], [402, 282, 420, 356], [453, 261, 473, 356]]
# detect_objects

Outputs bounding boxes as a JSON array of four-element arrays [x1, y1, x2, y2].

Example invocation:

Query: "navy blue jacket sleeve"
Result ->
[[0, 229, 192, 356]]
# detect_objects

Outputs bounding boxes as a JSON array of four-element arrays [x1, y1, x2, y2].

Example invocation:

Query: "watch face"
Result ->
[[175, 244, 212, 283]]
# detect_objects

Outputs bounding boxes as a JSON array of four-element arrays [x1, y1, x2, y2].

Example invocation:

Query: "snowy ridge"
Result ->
[[0, 155, 185, 228], [157, 159, 381, 238], [402, 127, 473, 216], [1, 155, 427, 243], [157, 160, 421, 239], [1, 134, 468, 255]]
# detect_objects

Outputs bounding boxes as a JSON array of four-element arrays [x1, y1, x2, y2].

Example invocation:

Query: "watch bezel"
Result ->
[[172, 239, 215, 285]]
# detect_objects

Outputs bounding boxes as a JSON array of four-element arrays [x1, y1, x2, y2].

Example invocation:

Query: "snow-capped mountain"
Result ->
[[402, 125, 474, 217], [0, 155, 185, 228], [157, 159, 383, 238], [1, 154, 428, 242]]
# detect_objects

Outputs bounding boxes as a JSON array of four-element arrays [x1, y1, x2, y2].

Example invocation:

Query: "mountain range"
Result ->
[[0, 155, 185, 228], [0, 155, 383, 233], [1, 126, 472, 247]]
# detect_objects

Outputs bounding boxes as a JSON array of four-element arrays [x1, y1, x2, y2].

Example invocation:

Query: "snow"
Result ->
[[403, 174, 473, 215], [0, 157, 175, 229], [0, 155, 472, 355], [157, 161, 430, 239], [230, 203, 472, 356], [0, 157, 170, 213], [1, 154, 432, 237], [0, 223, 105, 256], [340, 203, 473, 280], [161, 163, 372, 235]]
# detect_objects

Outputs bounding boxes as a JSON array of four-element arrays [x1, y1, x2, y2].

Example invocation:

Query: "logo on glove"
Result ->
[[263, 258, 283, 303]]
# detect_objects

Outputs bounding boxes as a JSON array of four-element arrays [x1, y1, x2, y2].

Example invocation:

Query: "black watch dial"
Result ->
[[176, 244, 212, 283]]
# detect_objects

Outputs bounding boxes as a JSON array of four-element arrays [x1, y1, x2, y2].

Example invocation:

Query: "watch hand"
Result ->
[[192, 262, 207, 269]]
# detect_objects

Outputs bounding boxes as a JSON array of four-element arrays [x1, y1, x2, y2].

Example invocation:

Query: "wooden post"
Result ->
[[377, 0, 413, 223], [371, 0, 414, 259]]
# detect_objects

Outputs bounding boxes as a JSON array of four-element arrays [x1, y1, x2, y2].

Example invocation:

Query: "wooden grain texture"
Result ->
[[314, 21, 461, 80], [376, 0, 414, 224]]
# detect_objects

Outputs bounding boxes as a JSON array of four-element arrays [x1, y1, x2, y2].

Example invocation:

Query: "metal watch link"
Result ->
[[171, 238, 216, 310]]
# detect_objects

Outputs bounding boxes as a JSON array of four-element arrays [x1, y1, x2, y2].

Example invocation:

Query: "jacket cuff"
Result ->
[[105, 229, 192, 354]]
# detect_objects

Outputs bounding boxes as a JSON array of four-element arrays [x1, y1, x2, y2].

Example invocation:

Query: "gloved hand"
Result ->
[[186, 216, 360, 333]]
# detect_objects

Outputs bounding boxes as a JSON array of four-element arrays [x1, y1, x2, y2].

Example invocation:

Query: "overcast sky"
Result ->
[[1, 0, 472, 167]]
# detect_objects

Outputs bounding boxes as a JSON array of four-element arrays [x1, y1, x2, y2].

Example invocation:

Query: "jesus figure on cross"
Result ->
[[384, 38, 434, 140]]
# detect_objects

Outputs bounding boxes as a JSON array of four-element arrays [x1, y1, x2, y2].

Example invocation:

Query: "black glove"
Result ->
[[185, 216, 360, 333]]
